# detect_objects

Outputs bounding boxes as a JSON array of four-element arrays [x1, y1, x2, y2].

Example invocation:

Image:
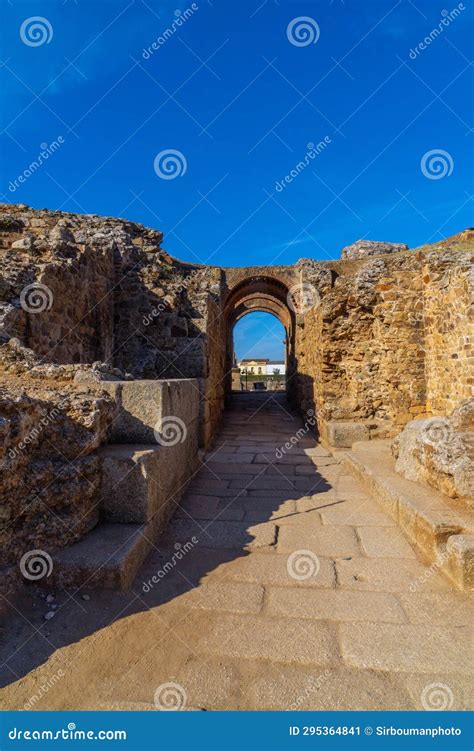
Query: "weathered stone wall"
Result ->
[[1, 205, 472, 452], [0, 379, 115, 566], [293, 244, 472, 443], [201, 292, 226, 447], [423, 250, 473, 415]]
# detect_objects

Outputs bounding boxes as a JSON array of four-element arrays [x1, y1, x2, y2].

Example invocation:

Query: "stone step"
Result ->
[[99, 444, 163, 524], [101, 379, 199, 445], [342, 440, 474, 590], [49, 522, 151, 590]]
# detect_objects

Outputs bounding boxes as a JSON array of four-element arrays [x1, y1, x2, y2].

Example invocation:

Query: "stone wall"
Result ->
[[423, 249, 473, 415], [292, 243, 472, 444], [1, 203, 472, 451], [0, 379, 115, 566]]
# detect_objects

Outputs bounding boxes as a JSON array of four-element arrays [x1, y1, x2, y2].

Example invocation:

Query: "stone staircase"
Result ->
[[341, 440, 474, 590], [49, 379, 200, 590]]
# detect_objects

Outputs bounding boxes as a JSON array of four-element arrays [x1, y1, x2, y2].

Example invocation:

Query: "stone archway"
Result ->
[[223, 275, 296, 399]]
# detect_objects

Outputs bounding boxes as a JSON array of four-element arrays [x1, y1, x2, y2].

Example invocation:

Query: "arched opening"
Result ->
[[232, 312, 286, 392], [223, 275, 297, 400]]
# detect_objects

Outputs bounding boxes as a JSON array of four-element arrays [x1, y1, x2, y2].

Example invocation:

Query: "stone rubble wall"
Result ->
[[423, 252, 473, 415], [0, 380, 116, 566], [295, 245, 473, 443]]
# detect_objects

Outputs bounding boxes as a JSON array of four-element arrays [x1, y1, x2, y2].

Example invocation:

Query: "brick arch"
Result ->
[[223, 275, 296, 397]]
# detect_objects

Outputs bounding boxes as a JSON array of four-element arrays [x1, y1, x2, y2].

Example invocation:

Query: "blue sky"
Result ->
[[1, 0, 472, 358], [234, 311, 286, 362]]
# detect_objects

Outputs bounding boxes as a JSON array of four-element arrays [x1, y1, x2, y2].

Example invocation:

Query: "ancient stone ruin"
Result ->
[[1, 203, 473, 597]]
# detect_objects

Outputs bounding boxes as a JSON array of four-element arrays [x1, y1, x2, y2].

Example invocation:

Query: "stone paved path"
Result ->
[[1, 393, 472, 711]]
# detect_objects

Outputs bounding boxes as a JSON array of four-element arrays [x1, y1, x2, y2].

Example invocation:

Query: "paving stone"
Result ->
[[205, 463, 260, 475], [244, 665, 415, 710], [397, 592, 474, 627], [197, 614, 340, 666], [165, 518, 277, 549], [254, 453, 313, 465], [192, 480, 229, 492], [264, 465, 296, 476], [177, 495, 245, 522], [339, 622, 472, 675], [336, 557, 453, 592], [184, 580, 264, 615], [210, 552, 336, 588], [230, 477, 295, 491], [175, 659, 241, 709], [241, 498, 297, 521], [205, 453, 257, 464], [248, 489, 300, 500], [357, 526, 417, 558], [321, 501, 396, 528], [192, 484, 243, 498], [267, 587, 407, 623], [401, 672, 474, 710], [277, 524, 360, 558]]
